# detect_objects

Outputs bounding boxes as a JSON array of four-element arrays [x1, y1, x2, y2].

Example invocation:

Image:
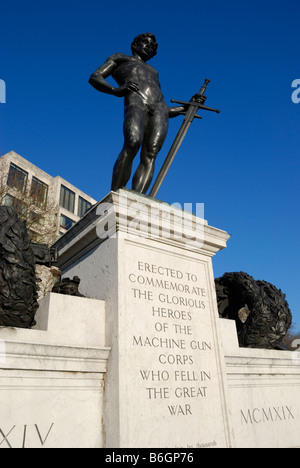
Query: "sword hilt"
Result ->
[[199, 78, 210, 96], [170, 77, 220, 126], [191, 78, 210, 105], [171, 99, 220, 114]]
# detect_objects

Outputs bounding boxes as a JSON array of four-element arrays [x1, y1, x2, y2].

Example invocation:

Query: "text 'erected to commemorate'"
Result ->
[[127, 257, 214, 418]]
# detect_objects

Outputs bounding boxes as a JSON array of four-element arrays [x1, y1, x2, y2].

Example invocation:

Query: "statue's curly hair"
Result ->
[[131, 33, 158, 59]]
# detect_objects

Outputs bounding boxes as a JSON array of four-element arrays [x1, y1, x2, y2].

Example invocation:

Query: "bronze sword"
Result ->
[[149, 79, 220, 198]]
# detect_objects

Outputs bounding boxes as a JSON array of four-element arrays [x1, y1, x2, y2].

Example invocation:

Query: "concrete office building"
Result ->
[[0, 151, 97, 242]]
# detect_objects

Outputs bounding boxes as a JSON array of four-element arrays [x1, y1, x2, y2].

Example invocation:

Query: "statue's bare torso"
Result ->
[[110, 53, 167, 113]]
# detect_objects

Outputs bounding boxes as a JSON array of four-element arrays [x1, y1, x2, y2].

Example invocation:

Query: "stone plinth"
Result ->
[[0, 294, 110, 448], [2, 188, 299, 448], [220, 319, 300, 448], [53, 189, 233, 448]]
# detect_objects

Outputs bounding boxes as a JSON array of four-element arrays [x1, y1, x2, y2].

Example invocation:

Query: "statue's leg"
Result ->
[[111, 106, 145, 191], [132, 110, 168, 194]]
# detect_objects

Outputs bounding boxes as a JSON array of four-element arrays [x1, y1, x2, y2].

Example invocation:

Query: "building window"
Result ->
[[60, 214, 76, 230], [7, 163, 28, 193], [59, 185, 75, 213], [30, 177, 48, 208], [78, 196, 92, 218]]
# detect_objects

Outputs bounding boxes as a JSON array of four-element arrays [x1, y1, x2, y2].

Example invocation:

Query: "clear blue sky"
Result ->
[[1, 0, 300, 329]]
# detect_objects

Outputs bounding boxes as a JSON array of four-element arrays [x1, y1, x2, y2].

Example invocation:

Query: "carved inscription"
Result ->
[[241, 406, 295, 425], [0, 423, 54, 448], [128, 259, 214, 417]]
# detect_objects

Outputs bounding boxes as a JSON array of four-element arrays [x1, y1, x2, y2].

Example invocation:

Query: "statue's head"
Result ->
[[131, 33, 158, 61]]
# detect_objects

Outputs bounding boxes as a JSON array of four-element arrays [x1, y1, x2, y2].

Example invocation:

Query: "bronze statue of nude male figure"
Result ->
[[89, 33, 186, 194]]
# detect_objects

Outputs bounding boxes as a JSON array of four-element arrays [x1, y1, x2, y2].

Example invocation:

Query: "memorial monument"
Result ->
[[0, 33, 299, 449]]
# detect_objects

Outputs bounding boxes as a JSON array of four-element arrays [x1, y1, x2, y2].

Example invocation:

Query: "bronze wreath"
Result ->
[[215, 272, 292, 349], [0, 206, 38, 328]]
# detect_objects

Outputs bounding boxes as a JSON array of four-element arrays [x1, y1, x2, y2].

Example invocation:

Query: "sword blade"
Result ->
[[149, 104, 199, 198]]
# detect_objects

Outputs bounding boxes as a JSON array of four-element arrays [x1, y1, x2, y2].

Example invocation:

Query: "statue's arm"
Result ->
[[89, 55, 139, 97], [168, 105, 187, 118], [89, 57, 120, 95]]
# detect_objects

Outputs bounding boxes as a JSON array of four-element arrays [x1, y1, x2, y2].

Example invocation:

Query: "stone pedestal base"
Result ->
[[220, 319, 300, 448], [54, 189, 233, 448], [2, 189, 299, 448], [0, 294, 109, 448]]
